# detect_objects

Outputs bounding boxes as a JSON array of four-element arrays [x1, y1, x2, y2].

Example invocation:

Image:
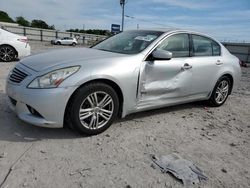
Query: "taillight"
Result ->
[[18, 37, 28, 43]]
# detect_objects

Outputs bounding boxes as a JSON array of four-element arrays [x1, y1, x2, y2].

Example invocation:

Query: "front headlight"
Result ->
[[28, 66, 80, 88]]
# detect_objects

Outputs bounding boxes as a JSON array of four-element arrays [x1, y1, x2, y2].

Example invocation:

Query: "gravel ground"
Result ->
[[0, 41, 249, 188]]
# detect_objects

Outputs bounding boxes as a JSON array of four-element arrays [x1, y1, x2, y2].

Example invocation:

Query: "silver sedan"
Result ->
[[6, 29, 241, 135]]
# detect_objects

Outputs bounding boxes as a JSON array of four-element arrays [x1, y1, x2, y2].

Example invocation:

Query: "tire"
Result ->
[[72, 42, 76, 46], [67, 82, 119, 135], [56, 41, 61, 45], [0, 45, 17, 62], [208, 76, 231, 107]]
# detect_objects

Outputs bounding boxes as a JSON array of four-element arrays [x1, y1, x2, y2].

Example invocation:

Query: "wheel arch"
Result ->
[[221, 73, 234, 94], [210, 73, 234, 97], [64, 78, 124, 127]]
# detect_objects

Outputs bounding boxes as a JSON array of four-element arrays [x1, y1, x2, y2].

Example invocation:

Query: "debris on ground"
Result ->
[[14, 132, 22, 137], [0, 152, 6, 158], [69, 168, 91, 176], [230, 143, 237, 147], [221, 168, 227, 173], [151, 153, 208, 186], [23, 137, 37, 141]]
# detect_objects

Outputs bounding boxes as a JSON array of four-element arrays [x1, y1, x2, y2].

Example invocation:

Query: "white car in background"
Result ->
[[51, 37, 77, 46], [0, 28, 30, 62]]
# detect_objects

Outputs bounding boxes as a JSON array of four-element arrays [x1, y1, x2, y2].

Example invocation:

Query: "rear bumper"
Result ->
[[17, 43, 31, 58]]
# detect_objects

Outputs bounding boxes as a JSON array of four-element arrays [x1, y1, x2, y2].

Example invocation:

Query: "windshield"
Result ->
[[93, 30, 163, 54]]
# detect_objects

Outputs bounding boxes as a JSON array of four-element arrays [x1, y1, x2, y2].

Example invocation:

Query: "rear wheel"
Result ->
[[0, 45, 17, 62], [56, 41, 61, 45], [208, 76, 231, 107], [67, 82, 119, 135]]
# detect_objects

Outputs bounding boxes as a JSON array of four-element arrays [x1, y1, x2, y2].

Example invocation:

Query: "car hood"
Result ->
[[20, 47, 125, 72]]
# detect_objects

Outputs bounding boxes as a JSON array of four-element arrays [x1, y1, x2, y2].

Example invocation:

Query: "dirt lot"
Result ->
[[0, 41, 249, 188]]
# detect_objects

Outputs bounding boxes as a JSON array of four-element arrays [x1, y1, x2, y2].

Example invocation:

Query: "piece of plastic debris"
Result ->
[[150, 153, 208, 186]]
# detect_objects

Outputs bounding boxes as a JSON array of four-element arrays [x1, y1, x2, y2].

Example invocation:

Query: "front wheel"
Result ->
[[208, 76, 231, 107], [67, 82, 119, 135]]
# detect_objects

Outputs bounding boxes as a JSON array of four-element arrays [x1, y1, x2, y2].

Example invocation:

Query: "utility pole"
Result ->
[[120, 0, 127, 32]]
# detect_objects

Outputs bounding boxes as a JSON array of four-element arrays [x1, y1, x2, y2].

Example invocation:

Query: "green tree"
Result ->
[[48, 24, 55, 30], [16, 16, 30, 26], [67, 28, 112, 36], [31, 19, 54, 30], [0, 10, 14, 23]]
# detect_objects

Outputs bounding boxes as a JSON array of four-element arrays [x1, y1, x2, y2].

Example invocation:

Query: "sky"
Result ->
[[0, 0, 250, 42]]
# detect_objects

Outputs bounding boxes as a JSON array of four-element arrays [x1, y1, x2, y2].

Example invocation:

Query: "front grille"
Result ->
[[9, 67, 28, 83]]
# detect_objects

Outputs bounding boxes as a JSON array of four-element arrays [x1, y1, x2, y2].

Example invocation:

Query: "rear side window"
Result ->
[[192, 35, 221, 56], [212, 41, 220, 56], [156, 33, 190, 58]]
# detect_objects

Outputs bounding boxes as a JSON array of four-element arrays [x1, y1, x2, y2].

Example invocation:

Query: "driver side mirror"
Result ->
[[152, 50, 172, 60]]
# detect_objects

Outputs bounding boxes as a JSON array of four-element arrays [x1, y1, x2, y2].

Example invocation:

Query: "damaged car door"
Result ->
[[138, 33, 193, 107]]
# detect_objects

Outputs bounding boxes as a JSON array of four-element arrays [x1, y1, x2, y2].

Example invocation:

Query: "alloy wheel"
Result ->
[[215, 80, 229, 104], [79, 91, 114, 130]]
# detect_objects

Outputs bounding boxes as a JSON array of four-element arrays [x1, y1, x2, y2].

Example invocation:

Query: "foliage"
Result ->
[[16, 16, 30, 27], [0, 11, 14, 23], [30, 19, 55, 30], [0, 10, 109, 34], [67, 29, 112, 36]]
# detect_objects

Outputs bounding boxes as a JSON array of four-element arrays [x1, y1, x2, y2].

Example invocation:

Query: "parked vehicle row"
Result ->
[[6, 29, 241, 135], [0, 28, 81, 63]]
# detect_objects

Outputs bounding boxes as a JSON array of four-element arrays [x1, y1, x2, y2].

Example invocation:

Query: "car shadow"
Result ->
[[120, 101, 206, 123], [0, 91, 207, 143]]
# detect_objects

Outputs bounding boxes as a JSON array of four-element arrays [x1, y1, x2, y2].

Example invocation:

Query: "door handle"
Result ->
[[216, 60, 223, 65], [182, 63, 192, 70]]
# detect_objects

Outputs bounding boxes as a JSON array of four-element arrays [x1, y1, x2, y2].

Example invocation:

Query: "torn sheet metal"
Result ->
[[151, 153, 208, 186]]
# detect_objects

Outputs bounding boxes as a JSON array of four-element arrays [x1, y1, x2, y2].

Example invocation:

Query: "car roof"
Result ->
[[128, 28, 204, 34], [127, 28, 219, 42]]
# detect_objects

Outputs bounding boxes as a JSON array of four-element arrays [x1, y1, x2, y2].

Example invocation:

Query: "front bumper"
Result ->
[[6, 76, 77, 128]]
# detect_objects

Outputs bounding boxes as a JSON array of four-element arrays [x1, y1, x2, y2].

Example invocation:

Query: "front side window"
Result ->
[[93, 30, 163, 54], [156, 33, 190, 58], [192, 35, 220, 56]]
